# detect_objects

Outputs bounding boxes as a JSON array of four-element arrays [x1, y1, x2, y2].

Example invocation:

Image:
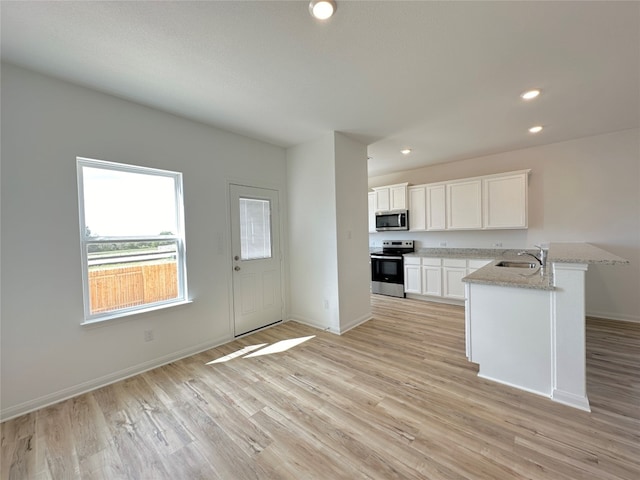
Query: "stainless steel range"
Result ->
[[370, 240, 415, 298]]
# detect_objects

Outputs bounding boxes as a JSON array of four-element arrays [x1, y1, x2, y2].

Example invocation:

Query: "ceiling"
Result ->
[[1, 1, 638, 176]]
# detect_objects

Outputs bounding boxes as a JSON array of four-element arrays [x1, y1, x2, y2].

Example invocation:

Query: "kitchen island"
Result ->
[[463, 243, 628, 411]]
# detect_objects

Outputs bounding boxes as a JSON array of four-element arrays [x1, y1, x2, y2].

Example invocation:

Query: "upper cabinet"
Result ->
[[446, 179, 482, 230], [482, 172, 529, 229], [368, 192, 377, 233], [400, 169, 530, 232], [408, 186, 426, 231], [426, 184, 446, 231], [372, 183, 408, 212]]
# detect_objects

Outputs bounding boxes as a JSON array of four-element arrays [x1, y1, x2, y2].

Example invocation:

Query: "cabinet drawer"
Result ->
[[443, 258, 466, 268], [468, 259, 492, 269], [422, 257, 442, 267], [404, 256, 421, 266]]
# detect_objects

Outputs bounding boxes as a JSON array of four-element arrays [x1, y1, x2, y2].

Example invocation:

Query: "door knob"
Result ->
[[234, 255, 240, 261], [234, 266, 241, 271]]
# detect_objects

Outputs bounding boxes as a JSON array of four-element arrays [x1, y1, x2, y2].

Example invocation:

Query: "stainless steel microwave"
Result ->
[[375, 210, 409, 231]]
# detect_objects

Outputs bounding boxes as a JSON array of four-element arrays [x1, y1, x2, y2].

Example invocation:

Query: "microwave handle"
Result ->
[[398, 213, 402, 225]]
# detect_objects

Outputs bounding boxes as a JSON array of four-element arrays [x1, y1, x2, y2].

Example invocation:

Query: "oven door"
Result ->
[[371, 254, 405, 297], [371, 255, 404, 284]]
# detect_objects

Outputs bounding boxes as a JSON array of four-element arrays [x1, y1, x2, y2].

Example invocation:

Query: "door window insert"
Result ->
[[239, 197, 272, 260]]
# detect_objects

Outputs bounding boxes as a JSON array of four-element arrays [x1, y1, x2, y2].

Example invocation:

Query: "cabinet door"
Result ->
[[375, 188, 390, 212], [443, 267, 467, 299], [390, 184, 407, 210], [368, 192, 376, 232], [446, 180, 482, 229], [422, 266, 442, 296], [483, 173, 528, 229], [404, 264, 422, 294], [426, 184, 446, 230], [408, 186, 426, 231], [467, 259, 492, 274]]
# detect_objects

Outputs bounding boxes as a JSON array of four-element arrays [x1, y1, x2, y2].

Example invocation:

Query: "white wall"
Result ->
[[0, 63, 288, 419], [286, 134, 340, 331], [334, 133, 372, 332], [286, 132, 371, 333], [369, 129, 640, 322]]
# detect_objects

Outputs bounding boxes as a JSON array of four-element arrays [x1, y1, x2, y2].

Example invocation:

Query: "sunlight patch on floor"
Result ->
[[206, 343, 268, 364], [205, 336, 316, 364], [244, 336, 316, 358]]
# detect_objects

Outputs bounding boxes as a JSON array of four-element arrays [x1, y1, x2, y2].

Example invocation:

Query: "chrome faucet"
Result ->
[[518, 245, 548, 267]]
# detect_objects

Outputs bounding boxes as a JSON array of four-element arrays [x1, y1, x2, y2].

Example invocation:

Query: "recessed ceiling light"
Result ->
[[528, 125, 543, 133], [521, 89, 541, 100], [309, 1, 336, 20], [401, 149, 412, 155]]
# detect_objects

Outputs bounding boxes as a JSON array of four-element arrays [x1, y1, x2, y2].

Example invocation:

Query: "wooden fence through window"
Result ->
[[89, 262, 178, 314]]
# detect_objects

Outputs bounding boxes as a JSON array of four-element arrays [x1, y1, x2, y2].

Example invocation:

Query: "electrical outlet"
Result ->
[[323, 299, 329, 310], [493, 242, 503, 247], [439, 241, 447, 247], [144, 330, 154, 342]]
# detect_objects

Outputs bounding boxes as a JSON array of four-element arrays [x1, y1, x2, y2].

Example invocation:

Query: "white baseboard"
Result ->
[[586, 310, 640, 323], [552, 389, 591, 412], [288, 312, 372, 335], [337, 312, 372, 335], [405, 294, 465, 307], [288, 315, 337, 333], [477, 372, 551, 399], [0, 336, 231, 423]]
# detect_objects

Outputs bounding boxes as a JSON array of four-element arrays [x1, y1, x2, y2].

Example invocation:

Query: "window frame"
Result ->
[[76, 157, 189, 324]]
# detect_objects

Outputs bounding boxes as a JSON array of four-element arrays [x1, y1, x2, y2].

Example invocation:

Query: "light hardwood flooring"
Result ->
[[2, 295, 639, 479]]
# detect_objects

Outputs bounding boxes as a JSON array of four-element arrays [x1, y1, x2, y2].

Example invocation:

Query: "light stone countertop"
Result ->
[[405, 247, 522, 260], [463, 261, 554, 290], [405, 243, 628, 291], [547, 242, 629, 265]]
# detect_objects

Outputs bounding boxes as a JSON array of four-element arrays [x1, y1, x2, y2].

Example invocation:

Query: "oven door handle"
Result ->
[[371, 255, 403, 260]]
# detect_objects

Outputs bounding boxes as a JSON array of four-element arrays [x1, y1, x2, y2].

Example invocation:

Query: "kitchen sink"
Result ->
[[495, 261, 538, 269]]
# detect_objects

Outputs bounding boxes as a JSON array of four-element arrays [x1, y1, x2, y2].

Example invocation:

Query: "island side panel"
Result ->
[[468, 282, 553, 397], [551, 262, 590, 411]]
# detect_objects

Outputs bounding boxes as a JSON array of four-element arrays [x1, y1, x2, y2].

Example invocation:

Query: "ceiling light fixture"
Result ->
[[521, 89, 541, 100], [401, 149, 412, 155], [528, 125, 543, 133], [309, 0, 336, 20]]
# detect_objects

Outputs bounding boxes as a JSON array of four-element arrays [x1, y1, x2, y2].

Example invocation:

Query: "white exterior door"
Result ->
[[230, 184, 283, 336]]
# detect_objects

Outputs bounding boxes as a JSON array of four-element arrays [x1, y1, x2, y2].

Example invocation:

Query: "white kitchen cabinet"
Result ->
[[404, 257, 422, 294], [422, 258, 443, 296], [467, 259, 492, 274], [408, 185, 427, 231], [390, 184, 408, 210], [375, 187, 390, 212], [405, 256, 488, 302], [446, 179, 482, 230], [404, 257, 442, 296], [426, 183, 446, 230], [483, 171, 529, 229], [372, 183, 408, 212], [442, 259, 467, 299], [369, 170, 529, 233], [368, 192, 377, 233]]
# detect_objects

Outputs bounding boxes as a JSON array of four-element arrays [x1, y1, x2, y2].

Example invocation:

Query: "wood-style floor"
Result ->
[[2, 295, 639, 479]]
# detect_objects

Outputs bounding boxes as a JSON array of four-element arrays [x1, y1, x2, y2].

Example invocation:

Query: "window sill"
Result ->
[[81, 299, 193, 326]]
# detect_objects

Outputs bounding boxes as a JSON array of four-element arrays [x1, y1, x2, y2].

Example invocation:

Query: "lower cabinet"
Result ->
[[422, 262, 442, 296], [404, 256, 492, 302], [404, 260, 422, 294], [442, 259, 467, 300]]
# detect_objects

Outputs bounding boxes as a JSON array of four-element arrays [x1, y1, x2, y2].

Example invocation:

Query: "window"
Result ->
[[77, 157, 188, 323], [239, 197, 272, 260]]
